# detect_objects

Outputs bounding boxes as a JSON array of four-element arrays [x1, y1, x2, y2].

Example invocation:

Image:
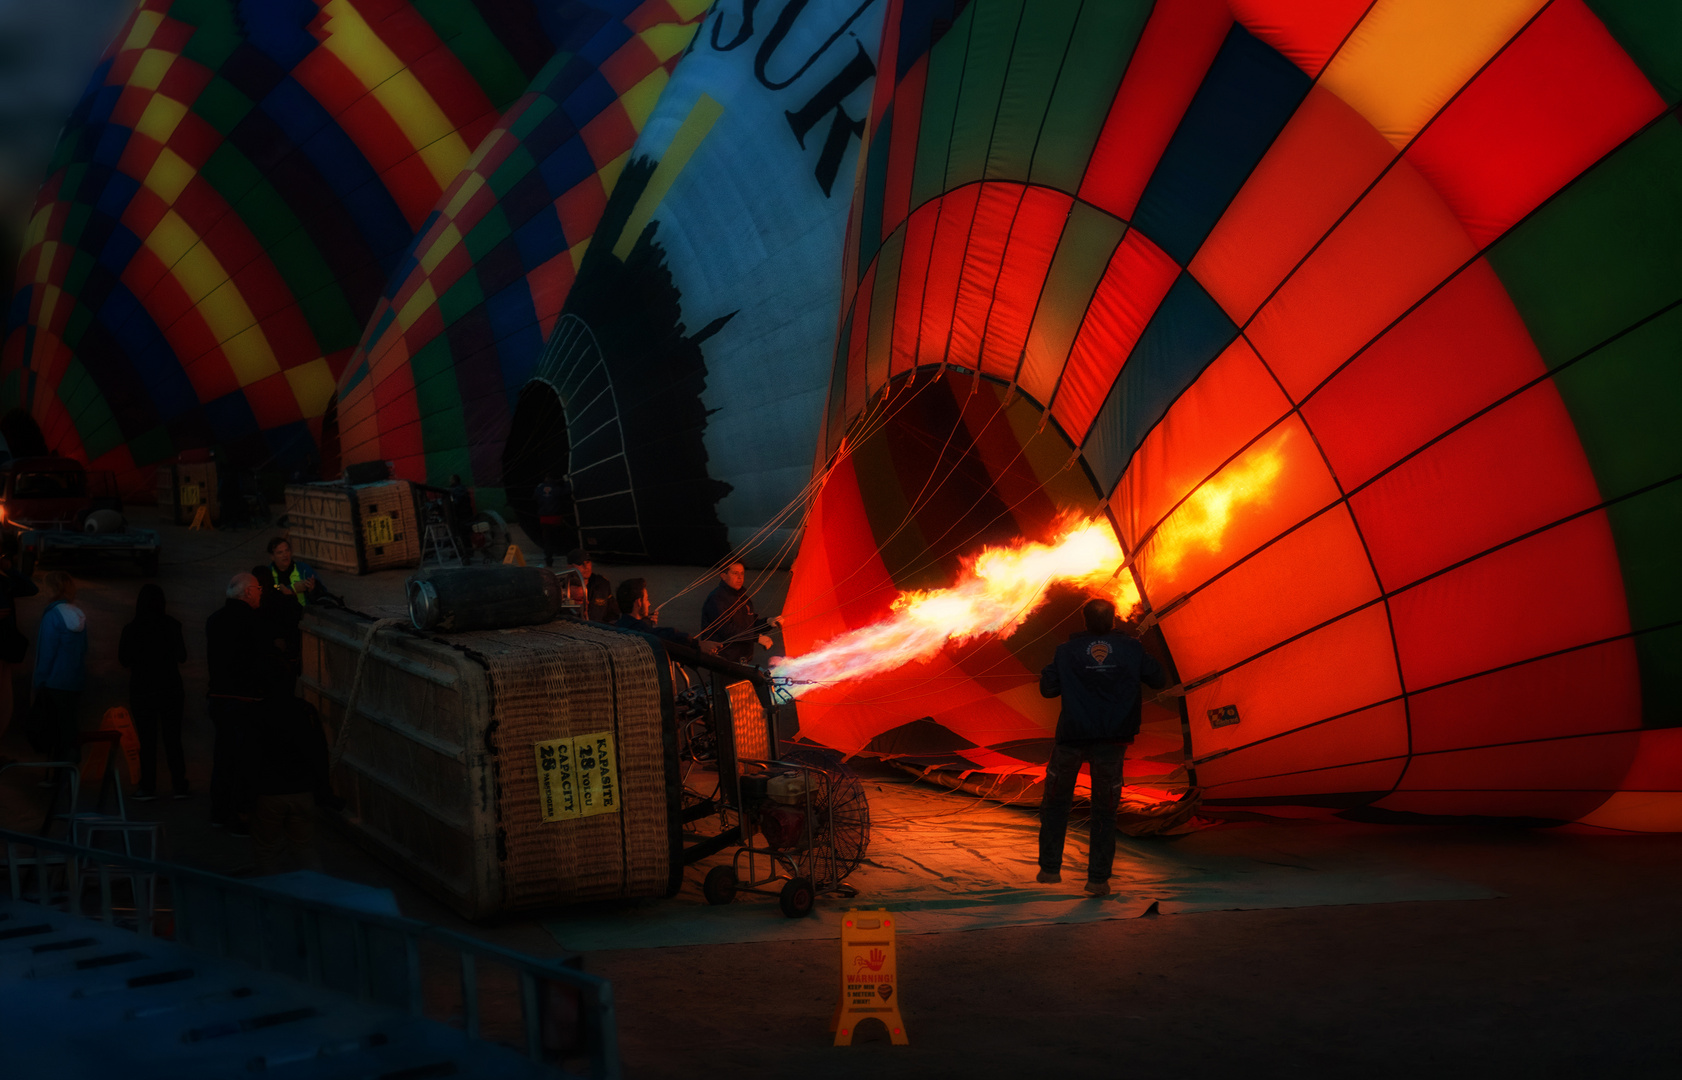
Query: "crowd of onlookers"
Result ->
[[0, 537, 337, 876], [0, 495, 781, 877]]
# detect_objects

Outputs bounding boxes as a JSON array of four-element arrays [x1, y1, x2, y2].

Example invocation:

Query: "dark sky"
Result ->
[[0, 0, 133, 200]]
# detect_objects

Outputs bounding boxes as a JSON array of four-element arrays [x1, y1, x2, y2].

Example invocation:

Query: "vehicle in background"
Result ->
[[0, 456, 160, 575]]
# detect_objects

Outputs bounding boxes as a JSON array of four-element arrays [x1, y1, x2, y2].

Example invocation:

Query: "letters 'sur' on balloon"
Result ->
[[779, 0, 1682, 830], [0, 0, 640, 490]]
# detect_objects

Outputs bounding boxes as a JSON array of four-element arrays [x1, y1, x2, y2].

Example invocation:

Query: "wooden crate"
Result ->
[[283, 480, 422, 574], [155, 462, 219, 525], [299, 606, 681, 919]]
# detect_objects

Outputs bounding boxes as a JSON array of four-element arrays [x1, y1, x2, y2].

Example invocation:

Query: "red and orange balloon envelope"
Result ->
[[781, 0, 1682, 830]]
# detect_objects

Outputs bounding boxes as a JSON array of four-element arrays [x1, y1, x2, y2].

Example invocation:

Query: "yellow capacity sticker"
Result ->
[[534, 732, 621, 822], [364, 513, 394, 546]]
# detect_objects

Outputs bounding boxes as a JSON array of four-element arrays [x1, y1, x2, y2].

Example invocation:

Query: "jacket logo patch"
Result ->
[[1086, 641, 1112, 666]]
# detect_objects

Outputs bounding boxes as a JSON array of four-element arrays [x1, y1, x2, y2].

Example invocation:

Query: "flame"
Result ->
[[1144, 429, 1289, 579], [773, 430, 1291, 695], [773, 517, 1138, 694]]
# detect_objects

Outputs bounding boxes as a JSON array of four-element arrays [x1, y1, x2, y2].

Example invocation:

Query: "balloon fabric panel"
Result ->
[[5, 0, 570, 484], [797, 0, 1682, 823], [329, 0, 708, 489]]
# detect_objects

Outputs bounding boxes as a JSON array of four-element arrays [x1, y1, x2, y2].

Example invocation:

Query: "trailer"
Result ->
[[16, 525, 160, 577]]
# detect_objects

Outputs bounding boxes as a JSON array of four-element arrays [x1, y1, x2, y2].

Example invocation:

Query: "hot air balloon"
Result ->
[[778, 0, 1682, 830], [1, 0, 583, 487], [328, 0, 712, 495], [495, 0, 887, 562]]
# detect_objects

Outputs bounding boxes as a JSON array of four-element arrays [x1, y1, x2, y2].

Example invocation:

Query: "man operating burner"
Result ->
[[1036, 597, 1166, 897]]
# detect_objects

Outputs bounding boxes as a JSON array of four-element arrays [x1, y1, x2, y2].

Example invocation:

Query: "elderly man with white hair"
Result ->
[[204, 571, 284, 834]]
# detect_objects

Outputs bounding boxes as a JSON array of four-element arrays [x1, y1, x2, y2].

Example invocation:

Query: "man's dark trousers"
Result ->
[[1038, 740, 1126, 882]]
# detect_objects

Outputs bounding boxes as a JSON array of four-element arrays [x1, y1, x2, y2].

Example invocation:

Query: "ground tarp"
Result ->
[[546, 770, 1495, 951]]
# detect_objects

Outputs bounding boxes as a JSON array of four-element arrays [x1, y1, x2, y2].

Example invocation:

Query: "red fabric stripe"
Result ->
[[882, 52, 927, 241], [1051, 228, 1180, 442], [1349, 381, 1603, 591], [916, 184, 983, 367], [245, 370, 303, 429], [1389, 512, 1631, 691], [890, 195, 938, 377], [1227, 0, 1369, 78], [1408, 639, 1642, 754], [977, 186, 1073, 380], [947, 183, 1029, 372], [1404, 0, 1665, 248], [1302, 259, 1546, 490], [1078, 0, 1232, 221]]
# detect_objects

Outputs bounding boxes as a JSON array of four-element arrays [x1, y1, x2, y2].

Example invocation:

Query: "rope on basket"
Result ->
[[329, 617, 406, 768]]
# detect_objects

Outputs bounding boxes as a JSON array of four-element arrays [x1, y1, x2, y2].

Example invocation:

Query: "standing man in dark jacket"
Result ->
[[701, 562, 777, 665], [534, 473, 571, 567], [119, 584, 189, 799], [205, 572, 285, 832], [1036, 598, 1166, 897]]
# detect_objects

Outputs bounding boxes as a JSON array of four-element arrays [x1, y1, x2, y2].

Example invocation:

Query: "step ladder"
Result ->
[[420, 522, 463, 567]]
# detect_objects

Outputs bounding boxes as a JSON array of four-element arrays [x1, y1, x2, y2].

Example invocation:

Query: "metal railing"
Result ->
[[0, 825, 620, 1078]]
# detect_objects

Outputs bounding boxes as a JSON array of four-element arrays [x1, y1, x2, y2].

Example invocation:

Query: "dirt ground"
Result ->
[[1, 518, 1678, 1079]]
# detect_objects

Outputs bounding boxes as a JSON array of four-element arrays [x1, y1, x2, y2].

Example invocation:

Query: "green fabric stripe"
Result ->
[[194, 77, 255, 138], [1606, 483, 1682, 726], [179, 16, 241, 72], [488, 145, 536, 197], [413, 335, 467, 449], [220, 160, 353, 350], [510, 93, 559, 140], [867, 228, 906, 392], [64, 298, 93, 348], [826, 304, 854, 457], [425, 447, 474, 489], [1552, 303, 1682, 501], [1030, 0, 1152, 192], [1634, 625, 1682, 728], [412, 0, 531, 109], [1488, 120, 1682, 368], [1024, 203, 1126, 387], [169, 0, 238, 32], [60, 357, 120, 458], [1489, 120, 1682, 728], [860, 107, 893, 262], [1584, 0, 1682, 104], [199, 143, 263, 215], [465, 205, 511, 259], [945, 0, 1025, 190], [127, 424, 175, 466], [439, 273, 484, 325], [911, 1, 975, 208], [984, 0, 1080, 182]]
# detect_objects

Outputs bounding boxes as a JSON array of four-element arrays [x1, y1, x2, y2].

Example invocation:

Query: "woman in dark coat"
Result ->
[[118, 583, 189, 799]]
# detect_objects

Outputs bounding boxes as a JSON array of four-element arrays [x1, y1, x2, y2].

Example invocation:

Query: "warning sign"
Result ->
[[179, 482, 201, 507], [364, 513, 395, 547], [832, 910, 908, 1046], [534, 732, 621, 823]]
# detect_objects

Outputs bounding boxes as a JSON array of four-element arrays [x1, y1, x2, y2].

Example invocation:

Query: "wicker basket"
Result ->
[[284, 481, 422, 574], [299, 606, 680, 919]]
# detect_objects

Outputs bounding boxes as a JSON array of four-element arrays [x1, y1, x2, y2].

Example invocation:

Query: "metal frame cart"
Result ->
[[662, 647, 869, 918]]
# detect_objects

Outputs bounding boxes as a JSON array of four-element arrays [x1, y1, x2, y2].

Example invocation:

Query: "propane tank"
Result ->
[[83, 508, 126, 534], [406, 565, 579, 631]]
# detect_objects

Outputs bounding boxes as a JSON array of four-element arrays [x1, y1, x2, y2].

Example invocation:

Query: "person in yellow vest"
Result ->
[[262, 537, 318, 605], [258, 537, 322, 684]]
